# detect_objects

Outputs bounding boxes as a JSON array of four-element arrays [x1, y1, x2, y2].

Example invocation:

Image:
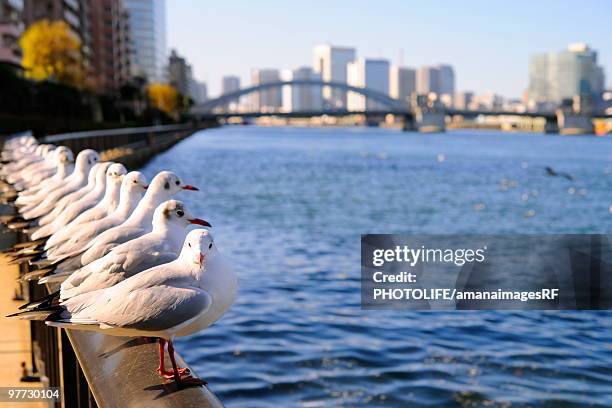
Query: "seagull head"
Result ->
[[180, 229, 216, 271], [55, 147, 74, 165], [148, 171, 199, 198], [106, 163, 127, 185], [75, 149, 100, 173], [121, 171, 148, 199], [153, 200, 211, 232]]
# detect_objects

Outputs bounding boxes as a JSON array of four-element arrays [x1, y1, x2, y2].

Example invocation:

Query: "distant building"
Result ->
[[88, 0, 131, 93], [389, 65, 415, 106], [221, 75, 240, 95], [251, 68, 281, 111], [0, 0, 23, 66], [124, 0, 166, 82], [168, 49, 194, 97], [313, 44, 356, 109], [347, 58, 389, 111], [193, 80, 207, 104], [528, 43, 605, 110], [475, 92, 504, 111], [416, 64, 455, 106], [281, 66, 322, 112], [221, 75, 241, 111], [454, 91, 474, 110]]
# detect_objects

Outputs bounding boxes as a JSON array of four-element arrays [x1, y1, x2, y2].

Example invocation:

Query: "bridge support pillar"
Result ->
[[402, 114, 417, 131], [544, 116, 559, 134], [415, 108, 446, 133], [556, 111, 593, 135]]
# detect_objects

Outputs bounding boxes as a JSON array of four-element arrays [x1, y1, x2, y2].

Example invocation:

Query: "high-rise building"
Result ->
[[168, 49, 194, 97], [251, 68, 281, 112], [389, 65, 416, 106], [528, 43, 605, 109], [416, 64, 455, 100], [88, 0, 131, 93], [346, 58, 389, 111], [0, 0, 23, 66], [282, 66, 322, 112], [193, 80, 207, 104], [221, 75, 240, 95], [454, 91, 474, 110], [313, 44, 356, 109], [124, 0, 166, 82], [23, 0, 92, 68], [221, 75, 240, 111]]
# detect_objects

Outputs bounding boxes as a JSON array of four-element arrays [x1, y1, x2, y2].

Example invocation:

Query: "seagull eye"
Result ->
[[209, 243, 212, 249], [188, 243, 191, 248], [177, 210, 184, 217], [164, 182, 170, 189], [175, 180, 180, 185]]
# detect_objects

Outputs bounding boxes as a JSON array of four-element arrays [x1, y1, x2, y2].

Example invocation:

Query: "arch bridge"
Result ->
[[191, 79, 406, 114]]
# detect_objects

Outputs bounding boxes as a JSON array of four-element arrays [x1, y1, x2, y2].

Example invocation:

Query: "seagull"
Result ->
[[59, 171, 199, 271], [29, 171, 148, 269], [44, 163, 127, 250], [32, 162, 112, 240], [10, 229, 238, 389], [20, 149, 100, 220], [29, 200, 210, 296], [15, 147, 74, 207], [35, 161, 107, 229]]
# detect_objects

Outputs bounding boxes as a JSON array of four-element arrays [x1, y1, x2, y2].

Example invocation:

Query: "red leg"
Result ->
[[167, 340, 206, 388], [157, 338, 189, 378]]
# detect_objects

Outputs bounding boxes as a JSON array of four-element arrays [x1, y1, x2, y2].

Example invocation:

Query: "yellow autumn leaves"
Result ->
[[19, 19, 179, 115], [20, 20, 83, 87], [147, 83, 178, 115]]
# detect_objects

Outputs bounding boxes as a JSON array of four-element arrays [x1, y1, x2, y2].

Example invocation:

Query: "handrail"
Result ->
[[42, 124, 194, 143], [2, 126, 225, 407]]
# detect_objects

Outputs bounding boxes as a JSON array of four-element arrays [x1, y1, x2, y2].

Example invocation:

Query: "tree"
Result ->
[[19, 20, 83, 88], [147, 83, 178, 115]]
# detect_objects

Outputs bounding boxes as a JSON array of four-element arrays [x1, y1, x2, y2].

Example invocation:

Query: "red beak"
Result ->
[[189, 218, 211, 227], [182, 185, 199, 191]]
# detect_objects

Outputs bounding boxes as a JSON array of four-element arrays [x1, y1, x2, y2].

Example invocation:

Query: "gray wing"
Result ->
[[94, 284, 211, 332]]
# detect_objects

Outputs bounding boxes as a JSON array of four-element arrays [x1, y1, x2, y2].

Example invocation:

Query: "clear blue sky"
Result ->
[[167, 0, 611, 98]]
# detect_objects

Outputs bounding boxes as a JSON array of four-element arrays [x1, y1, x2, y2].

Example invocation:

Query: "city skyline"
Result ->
[[167, 0, 611, 98]]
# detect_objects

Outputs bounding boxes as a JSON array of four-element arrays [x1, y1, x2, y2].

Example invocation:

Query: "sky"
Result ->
[[167, 0, 612, 98]]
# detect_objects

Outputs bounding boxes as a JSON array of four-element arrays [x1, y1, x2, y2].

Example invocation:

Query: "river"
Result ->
[[141, 126, 611, 407]]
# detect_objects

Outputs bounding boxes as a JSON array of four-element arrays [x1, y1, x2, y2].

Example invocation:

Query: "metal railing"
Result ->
[[3, 126, 224, 407]]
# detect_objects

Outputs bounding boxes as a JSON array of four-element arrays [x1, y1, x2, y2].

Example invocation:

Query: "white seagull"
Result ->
[[12, 229, 237, 388]]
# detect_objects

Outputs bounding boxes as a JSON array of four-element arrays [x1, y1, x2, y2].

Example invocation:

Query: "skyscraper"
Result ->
[[251, 68, 281, 112], [124, 0, 166, 82], [347, 58, 389, 111], [221, 75, 241, 95], [168, 49, 193, 96], [313, 44, 356, 109], [221, 75, 241, 111], [528, 43, 605, 109], [389, 65, 416, 106], [416, 64, 455, 97], [282, 66, 323, 112], [89, 0, 131, 93]]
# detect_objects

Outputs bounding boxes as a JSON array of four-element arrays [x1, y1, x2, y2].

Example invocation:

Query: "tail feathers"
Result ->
[[20, 267, 56, 282], [38, 273, 71, 284], [45, 319, 100, 331], [7, 254, 37, 265], [18, 290, 60, 310], [6, 305, 63, 321]]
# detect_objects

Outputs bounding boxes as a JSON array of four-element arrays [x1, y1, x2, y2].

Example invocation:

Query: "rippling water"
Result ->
[[141, 126, 612, 407]]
